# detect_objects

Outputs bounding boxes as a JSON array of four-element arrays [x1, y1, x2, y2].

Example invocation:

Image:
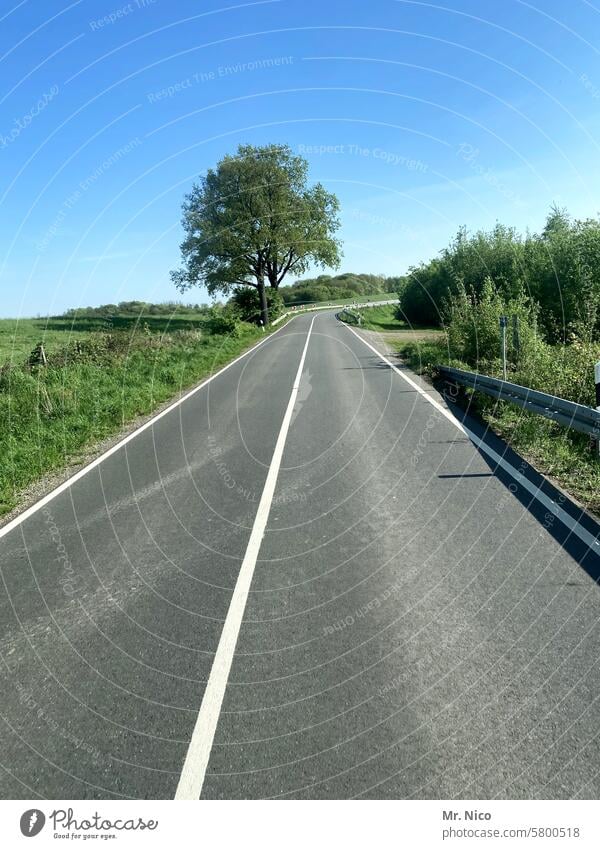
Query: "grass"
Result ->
[[397, 337, 600, 515], [0, 316, 274, 517], [0, 312, 208, 364], [339, 303, 444, 348], [352, 304, 401, 331], [283, 292, 395, 309]]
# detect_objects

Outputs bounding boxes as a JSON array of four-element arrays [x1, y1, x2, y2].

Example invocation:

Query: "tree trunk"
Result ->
[[257, 280, 269, 326]]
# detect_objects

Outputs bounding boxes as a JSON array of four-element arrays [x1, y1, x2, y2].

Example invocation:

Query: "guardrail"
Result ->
[[438, 365, 600, 438], [271, 298, 397, 326]]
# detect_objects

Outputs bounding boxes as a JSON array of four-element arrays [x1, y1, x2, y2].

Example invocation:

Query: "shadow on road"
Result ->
[[440, 389, 600, 584]]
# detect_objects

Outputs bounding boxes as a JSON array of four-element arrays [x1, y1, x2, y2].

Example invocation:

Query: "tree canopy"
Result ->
[[171, 144, 342, 323], [397, 208, 600, 342]]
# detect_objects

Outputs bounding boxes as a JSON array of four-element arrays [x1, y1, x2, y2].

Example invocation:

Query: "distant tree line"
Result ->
[[279, 272, 402, 306], [62, 300, 209, 318], [397, 206, 600, 343]]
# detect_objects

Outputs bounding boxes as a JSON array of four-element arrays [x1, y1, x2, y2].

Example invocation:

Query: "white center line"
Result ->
[[174, 316, 316, 800]]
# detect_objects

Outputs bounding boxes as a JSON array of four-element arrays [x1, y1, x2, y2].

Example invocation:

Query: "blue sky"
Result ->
[[2, 0, 600, 316]]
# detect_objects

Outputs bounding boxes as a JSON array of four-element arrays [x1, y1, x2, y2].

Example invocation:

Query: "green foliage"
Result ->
[[0, 304, 233, 366], [0, 321, 263, 515], [228, 287, 284, 324], [204, 306, 240, 336], [397, 320, 600, 513], [280, 272, 395, 304], [64, 300, 208, 318], [338, 308, 362, 326], [171, 144, 342, 298], [398, 209, 600, 343], [444, 278, 539, 369], [351, 304, 402, 331]]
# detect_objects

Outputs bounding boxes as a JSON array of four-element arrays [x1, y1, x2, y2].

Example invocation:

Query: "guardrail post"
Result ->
[[499, 316, 508, 380], [595, 361, 600, 458], [512, 315, 520, 358]]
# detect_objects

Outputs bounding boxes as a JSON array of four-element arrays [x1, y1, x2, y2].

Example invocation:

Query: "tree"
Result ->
[[171, 144, 342, 325], [542, 203, 571, 239], [229, 286, 284, 324]]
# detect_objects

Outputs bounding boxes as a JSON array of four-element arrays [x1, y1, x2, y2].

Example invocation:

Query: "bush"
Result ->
[[397, 208, 600, 342], [444, 277, 540, 369], [228, 287, 284, 323]]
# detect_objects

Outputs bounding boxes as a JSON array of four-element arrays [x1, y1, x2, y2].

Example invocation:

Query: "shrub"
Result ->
[[444, 277, 540, 369], [228, 287, 284, 323]]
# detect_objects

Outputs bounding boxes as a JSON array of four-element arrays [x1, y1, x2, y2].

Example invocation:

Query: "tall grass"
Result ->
[[0, 322, 262, 516]]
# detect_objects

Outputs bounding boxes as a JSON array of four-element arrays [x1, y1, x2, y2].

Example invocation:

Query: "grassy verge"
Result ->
[[0, 312, 212, 364], [398, 337, 600, 515], [0, 320, 276, 517], [352, 304, 400, 331], [339, 303, 444, 346]]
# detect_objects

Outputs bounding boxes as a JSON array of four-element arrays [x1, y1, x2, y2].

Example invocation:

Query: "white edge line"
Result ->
[[343, 323, 600, 554], [175, 316, 316, 800], [0, 314, 298, 541]]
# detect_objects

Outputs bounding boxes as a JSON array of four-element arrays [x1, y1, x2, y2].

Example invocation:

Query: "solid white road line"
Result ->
[[0, 315, 298, 541], [174, 316, 316, 800], [344, 323, 600, 554]]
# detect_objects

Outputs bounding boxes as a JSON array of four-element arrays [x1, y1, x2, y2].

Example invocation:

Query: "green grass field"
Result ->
[[0, 312, 209, 365], [339, 303, 443, 340], [0, 312, 273, 516]]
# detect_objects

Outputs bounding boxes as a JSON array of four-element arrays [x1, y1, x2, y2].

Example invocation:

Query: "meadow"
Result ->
[[0, 306, 266, 517], [0, 311, 209, 365]]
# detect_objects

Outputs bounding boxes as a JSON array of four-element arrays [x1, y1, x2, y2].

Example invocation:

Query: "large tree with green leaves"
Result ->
[[171, 144, 342, 325]]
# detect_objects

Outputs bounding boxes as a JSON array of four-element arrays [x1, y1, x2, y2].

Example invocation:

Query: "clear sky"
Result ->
[[2, 0, 600, 317]]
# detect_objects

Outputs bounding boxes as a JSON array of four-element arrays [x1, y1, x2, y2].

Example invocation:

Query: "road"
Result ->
[[0, 310, 599, 800]]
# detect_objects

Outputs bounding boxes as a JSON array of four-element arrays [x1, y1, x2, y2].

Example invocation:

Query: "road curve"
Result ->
[[0, 310, 599, 799]]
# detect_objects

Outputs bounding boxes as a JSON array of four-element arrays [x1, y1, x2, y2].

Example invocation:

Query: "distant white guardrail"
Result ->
[[271, 299, 397, 326]]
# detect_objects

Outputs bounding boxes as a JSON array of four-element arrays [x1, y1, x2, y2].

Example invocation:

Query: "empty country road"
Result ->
[[1, 310, 599, 800]]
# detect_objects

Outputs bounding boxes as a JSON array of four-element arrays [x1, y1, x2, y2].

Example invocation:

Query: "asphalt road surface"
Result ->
[[1, 310, 599, 800]]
